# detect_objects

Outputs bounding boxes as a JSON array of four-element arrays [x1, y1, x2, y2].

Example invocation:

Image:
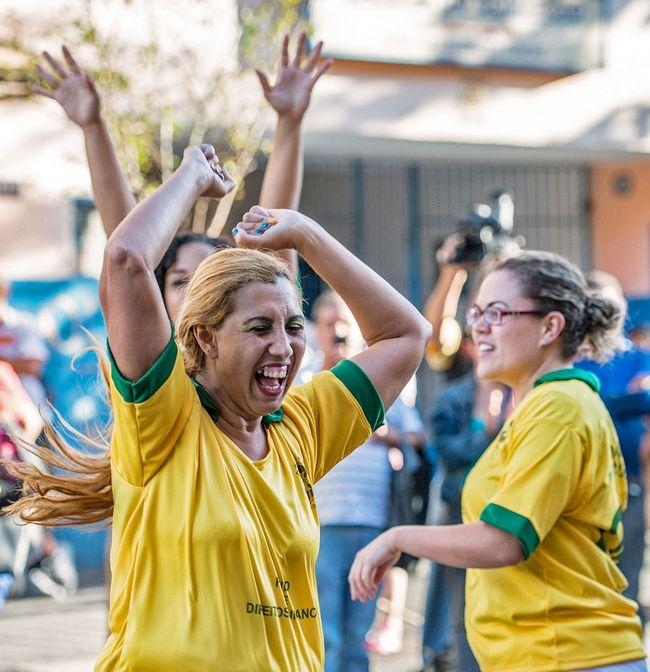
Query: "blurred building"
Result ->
[[2, 0, 650, 391], [294, 0, 650, 294], [238, 0, 650, 414]]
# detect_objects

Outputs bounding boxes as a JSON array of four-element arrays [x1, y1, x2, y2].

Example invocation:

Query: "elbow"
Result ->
[[476, 522, 525, 568], [495, 539, 525, 567], [103, 239, 149, 278], [488, 534, 525, 568], [413, 316, 433, 354], [100, 241, 149, 302]]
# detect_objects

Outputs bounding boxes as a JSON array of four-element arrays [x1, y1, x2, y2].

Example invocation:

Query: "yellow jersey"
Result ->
[[463, 368, 645, 672], [96, 335, 384, 671]]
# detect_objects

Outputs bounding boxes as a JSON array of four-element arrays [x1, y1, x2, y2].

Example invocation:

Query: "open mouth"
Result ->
[[254, 365, 289, 397]]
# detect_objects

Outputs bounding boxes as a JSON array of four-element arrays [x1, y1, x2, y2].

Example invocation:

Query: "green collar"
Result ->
[[533, 368, 600, 392], [191, 379, 284, 426]]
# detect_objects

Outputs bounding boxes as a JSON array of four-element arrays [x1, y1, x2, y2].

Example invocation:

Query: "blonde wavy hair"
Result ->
[[177, 247, 296, 375], [3, 248, 296, 526]]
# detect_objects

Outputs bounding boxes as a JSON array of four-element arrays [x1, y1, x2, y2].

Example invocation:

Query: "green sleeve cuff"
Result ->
[[480, 502, 540, 560], [108, 332, 178, 403], [331, 359, 385, 432]]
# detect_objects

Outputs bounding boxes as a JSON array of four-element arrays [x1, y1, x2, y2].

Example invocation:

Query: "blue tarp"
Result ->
[[9, 276, 109, 580]]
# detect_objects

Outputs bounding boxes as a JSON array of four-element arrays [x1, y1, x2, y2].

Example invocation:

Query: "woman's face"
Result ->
[[471, 269, 547, 389], [315, 303, 353, 368], [164, 241, 216, 323], [208, 277, 306, 419]]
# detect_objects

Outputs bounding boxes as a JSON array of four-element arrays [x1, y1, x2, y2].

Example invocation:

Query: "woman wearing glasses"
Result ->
[[350, 251, 647, 672]]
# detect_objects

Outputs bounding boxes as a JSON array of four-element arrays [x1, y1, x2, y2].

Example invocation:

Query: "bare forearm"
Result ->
[[259, 116, 302, 273], [83, 120, 136, 236], [298, 224, 428, 348], [106, 163, 205, 270], [387, 521, 523, 568], [423, 266, 466, 348], [259, 116, 302, 210], [297, 221, 430, 407]]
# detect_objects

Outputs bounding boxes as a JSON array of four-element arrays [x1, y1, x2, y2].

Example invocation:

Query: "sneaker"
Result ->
[[364, 618, 404, 655]]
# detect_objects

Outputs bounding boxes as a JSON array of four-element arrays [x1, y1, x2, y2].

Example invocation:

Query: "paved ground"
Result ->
[[0, 562, 430, 672], [0, 556, 647, 672]]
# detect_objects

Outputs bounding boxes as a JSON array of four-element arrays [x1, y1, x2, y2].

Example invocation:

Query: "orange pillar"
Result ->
[[591, 162, 650, 295]]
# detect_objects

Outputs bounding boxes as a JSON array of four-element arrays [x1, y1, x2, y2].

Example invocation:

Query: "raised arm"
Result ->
[[100, 146, 234, 381], [255, 32, 333, 273], [34, 47, 136, 236], [423, 234, 472, 369], [233, 207, 431, 410]]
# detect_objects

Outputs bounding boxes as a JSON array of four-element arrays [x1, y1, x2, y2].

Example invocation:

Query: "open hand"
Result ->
[[348, 531, 401, 603], [34, 47, 101, 128], [256, 32, 333, 123]]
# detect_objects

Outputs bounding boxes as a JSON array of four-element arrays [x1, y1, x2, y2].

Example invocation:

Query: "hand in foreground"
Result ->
[[33, 47, 101, 128], [256, 31, 333, 123], [182, 145, 235, 198], [231, 205, 315, 252], [348, 530, 401, 603]]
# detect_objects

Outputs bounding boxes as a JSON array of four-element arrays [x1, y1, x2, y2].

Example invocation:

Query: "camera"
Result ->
[[440, 191, 523, 264]]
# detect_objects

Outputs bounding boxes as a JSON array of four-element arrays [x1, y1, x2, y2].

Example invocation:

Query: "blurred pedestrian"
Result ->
[[578, 271, 650, 627], [0, 279, 49, 411]]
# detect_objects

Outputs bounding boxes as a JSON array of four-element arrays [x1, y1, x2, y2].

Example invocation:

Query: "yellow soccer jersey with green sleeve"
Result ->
[[462, 369, 645, 672], [95, 335, 384, 672]]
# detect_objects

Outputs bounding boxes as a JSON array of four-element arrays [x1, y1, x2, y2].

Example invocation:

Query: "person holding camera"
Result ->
[[420, 229, 512, 672]]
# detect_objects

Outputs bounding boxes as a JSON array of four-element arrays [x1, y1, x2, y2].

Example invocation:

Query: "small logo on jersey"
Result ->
[[294, 461, 316, 510]]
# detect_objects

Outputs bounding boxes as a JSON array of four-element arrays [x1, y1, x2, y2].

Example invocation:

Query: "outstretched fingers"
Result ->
[[292, 31, 307, 68], [34, 63, 58, 89], [304, 40, 323, 72], [311, 57, 334, 87], [255, 69, 271, 97], [42, 51, 67, 78], [61, 46, 81, 75], [280, 33, 290, 69]]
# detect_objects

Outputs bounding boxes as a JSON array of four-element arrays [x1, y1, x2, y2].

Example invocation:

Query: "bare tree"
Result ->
[[0, 0, 306, 233]]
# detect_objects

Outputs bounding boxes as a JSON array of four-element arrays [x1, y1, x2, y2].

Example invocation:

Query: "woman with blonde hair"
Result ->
[[350, 251, 647, 672], [5, 144, 430, 671]]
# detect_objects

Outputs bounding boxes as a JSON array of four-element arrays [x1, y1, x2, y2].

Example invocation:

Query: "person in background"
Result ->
[[0, 278, 49, 411], [421, 349, 508, 672], [309, 291, 426, 672], [363, 384, 427, 658], [0, 360, 77, 606], [577, 270, 650, 627], [350, 251, 647, 672], [0, 360, 42, 610], [34, 32, 333, 319], [419, 232, 510, 672]]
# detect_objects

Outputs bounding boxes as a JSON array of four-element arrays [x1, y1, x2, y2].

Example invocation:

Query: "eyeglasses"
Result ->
[[466, 304, 547, 327]]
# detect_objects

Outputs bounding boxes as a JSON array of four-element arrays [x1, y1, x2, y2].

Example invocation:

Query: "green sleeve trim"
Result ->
[[331, 359, 385, 432], [108, 332, 178, 404], [609, 507, 623, 533], [480, 502, 540, 560]]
